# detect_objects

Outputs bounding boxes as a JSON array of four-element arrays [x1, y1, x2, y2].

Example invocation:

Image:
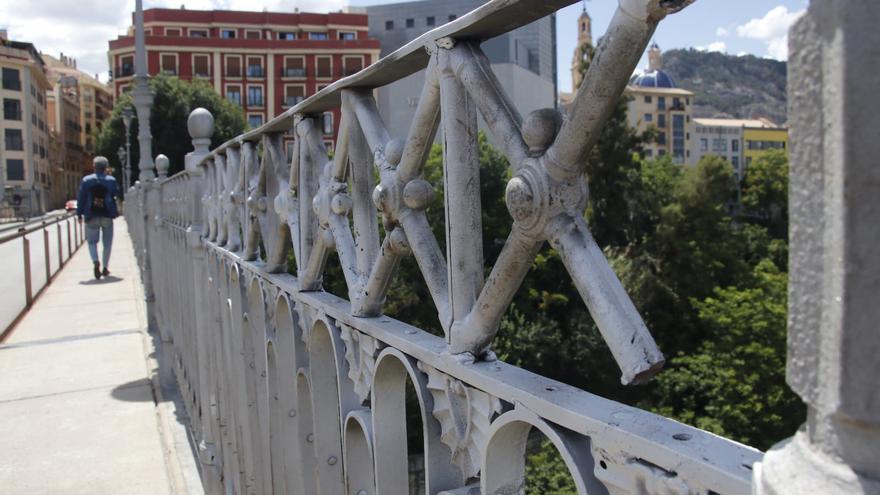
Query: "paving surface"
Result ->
[[0, 219, 201, 494]]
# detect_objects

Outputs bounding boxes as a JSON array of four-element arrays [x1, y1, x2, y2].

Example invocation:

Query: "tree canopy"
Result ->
[[94, 74, 246, 186]]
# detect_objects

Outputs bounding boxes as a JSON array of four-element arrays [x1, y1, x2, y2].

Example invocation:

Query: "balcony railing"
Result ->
[[284, 95, 304, 107], [282, 67, 307, 78], [119, 0, 871, 493], [246, 66, 265, 78]]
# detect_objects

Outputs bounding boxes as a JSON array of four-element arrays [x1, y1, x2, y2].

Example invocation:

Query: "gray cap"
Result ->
[[93, 156, 109, 171]]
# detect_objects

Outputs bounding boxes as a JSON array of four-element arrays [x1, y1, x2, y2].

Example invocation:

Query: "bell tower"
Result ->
[[571, 1, 593, 90]]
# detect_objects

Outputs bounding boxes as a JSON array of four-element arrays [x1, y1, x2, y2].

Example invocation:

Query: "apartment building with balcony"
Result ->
[[43, 54, 114, 170], [46, 76, 84, 207], [0, 30, 52, 215], [107, 8, 380, 150]]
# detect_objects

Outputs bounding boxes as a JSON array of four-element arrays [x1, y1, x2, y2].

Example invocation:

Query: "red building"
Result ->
[[107, 8, 380, 151]]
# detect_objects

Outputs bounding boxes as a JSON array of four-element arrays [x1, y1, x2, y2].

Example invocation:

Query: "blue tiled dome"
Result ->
[[630, 69, 677, 88]]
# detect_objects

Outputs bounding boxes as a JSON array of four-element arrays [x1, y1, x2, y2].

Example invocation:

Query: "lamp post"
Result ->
[[132, 0, 155, 181], [116, 146, 127, 191], [121, 107, 133, 189]]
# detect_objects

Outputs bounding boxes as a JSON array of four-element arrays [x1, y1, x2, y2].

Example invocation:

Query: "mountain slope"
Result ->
[[662, 49, 788, 124]]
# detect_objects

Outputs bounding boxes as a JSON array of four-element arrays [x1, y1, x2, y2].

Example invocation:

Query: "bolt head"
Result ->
[[384, 138, 404, 167], [372, 184, 388, 211], [521, 108, 562, 155], [328, 456, 338, 465], [505, 176, 537, 224], [331, 193, 353, 215], [403, 179, 433, 210]]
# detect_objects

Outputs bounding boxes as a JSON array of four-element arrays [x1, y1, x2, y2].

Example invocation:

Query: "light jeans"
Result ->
[[85, 217, 114, 267]]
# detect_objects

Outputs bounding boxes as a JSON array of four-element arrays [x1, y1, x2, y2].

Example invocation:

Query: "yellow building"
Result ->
[[625, 43, 694, 163], [47, 77, 84, 207], [1, 30, 53, 214], [743, 123, 788, 166], [570, 5, 592, 91]]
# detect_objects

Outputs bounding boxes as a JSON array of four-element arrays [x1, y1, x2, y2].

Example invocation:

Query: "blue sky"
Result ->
[[0, 0, 807, 89]]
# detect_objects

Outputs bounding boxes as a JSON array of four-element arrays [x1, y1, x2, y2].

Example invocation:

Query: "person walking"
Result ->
[[76, 156, 119, 279]]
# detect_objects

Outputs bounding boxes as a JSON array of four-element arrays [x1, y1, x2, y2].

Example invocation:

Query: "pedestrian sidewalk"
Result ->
[[0, 219, 202, 494]]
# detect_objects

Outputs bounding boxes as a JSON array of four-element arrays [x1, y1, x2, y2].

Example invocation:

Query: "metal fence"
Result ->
[[0, 213, 85, 341], [124, 0, 769, 493]]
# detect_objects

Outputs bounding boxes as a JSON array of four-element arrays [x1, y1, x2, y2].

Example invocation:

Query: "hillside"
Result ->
[[662, 49, 788, 124]]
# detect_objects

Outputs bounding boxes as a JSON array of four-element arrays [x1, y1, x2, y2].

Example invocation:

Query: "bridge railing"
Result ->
[[125, 0, 767, 493]]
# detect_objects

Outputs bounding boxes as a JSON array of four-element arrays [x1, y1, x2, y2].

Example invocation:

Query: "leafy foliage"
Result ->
[[94, 74, 246, 185]]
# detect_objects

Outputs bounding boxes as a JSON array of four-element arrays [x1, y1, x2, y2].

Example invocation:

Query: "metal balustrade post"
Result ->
[[56, 223, 62, 268], [43, 223, 50, 282], [22, 234, 32, 307], [66, 220, 72, 261]]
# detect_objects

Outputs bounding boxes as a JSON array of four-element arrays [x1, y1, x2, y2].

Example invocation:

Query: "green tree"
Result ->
[[94, 74, 246, 185], [741, 149, 789, 239], [647, 259, 803, 450]]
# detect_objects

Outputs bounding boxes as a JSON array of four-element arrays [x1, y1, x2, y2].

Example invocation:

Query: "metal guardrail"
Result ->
[[0, 212, 85, 342], [124, 1, 769, 494]]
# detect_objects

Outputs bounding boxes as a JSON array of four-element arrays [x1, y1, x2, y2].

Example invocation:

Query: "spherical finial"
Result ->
[[521, 108, 562, 155], [155, 154, 170, 178], [187, 107, 214, 140]]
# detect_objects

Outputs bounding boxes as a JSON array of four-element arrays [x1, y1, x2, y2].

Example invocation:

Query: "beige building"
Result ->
[[625, 43, 694, 164], [46, 77, 84, 206], [43, 54, 114, 172], [1, 30, 52, 215]]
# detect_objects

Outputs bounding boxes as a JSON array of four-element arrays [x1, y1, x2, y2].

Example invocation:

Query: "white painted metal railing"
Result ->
[[124, 1, 775, 493]]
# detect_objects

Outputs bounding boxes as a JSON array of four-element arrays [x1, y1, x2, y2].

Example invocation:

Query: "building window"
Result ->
[[2, 68, 21, 91], [405, 18, 415, 28], [700, 138, 708, 152], [338, 31, 356, 40], [189, 29, 208, 38], [657, 96, 666, 111], [286, 142, 295, 159], [283, 56, 306, 78], [6, 159, 24, 181], [713, 138, 727, 152], [284, 85, 305, 107], [246, 57, 264, 78], [4, 129, 23, 151], [385, 20, 394, 30], [225, 56, 242, 78], [644, 149, 653, 157], [165, 28, 181, 36], [3, 98, 22, 120], [644, 95, 652, 104], [278, 32, 296, 40], [247, 114, 263, 128], [672, 114, 685, 163], [308, 32, 329, 40], [644, 113, 653, 123], [221, 29, 236, 39], [193, 54, 210, 77], [731, 139, 739, 152], [160, 54, 177, 75], [342, 56, 363, 76], [672, 97, 681, 110], [732, 156, 739, 168], [322, 112, 334, 135], [245, 29, 262, 39], [120, 56, 134, 77], [426, 16, 435, 26], [657, 133, 666, 145], [226, 85, 241, 105], [657, 114, 666, 128], [315, 56, 332, 79], [247, 86, 264, 107]]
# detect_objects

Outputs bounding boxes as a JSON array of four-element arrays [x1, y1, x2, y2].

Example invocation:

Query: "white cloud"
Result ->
[[695, 41, 727, 54], [0, 0, 351, 83], [716, 26, 729, 37], [736, 5, 805, 60]]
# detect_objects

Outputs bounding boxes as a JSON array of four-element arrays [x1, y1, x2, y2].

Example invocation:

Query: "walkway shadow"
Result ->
[[79, 275, 124, 285], [110, 378, 155, 402]]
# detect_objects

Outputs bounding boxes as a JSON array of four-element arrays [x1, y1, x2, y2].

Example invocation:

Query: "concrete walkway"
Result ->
[[0, 220, 202, 494]]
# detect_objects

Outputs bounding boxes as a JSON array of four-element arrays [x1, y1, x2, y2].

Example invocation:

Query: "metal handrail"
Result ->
[[0, 212, 85, 342]]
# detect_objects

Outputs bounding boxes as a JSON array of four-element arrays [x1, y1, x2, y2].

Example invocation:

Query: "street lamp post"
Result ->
[[116, 146, 127, 192], [121, 107, 133, 189]]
